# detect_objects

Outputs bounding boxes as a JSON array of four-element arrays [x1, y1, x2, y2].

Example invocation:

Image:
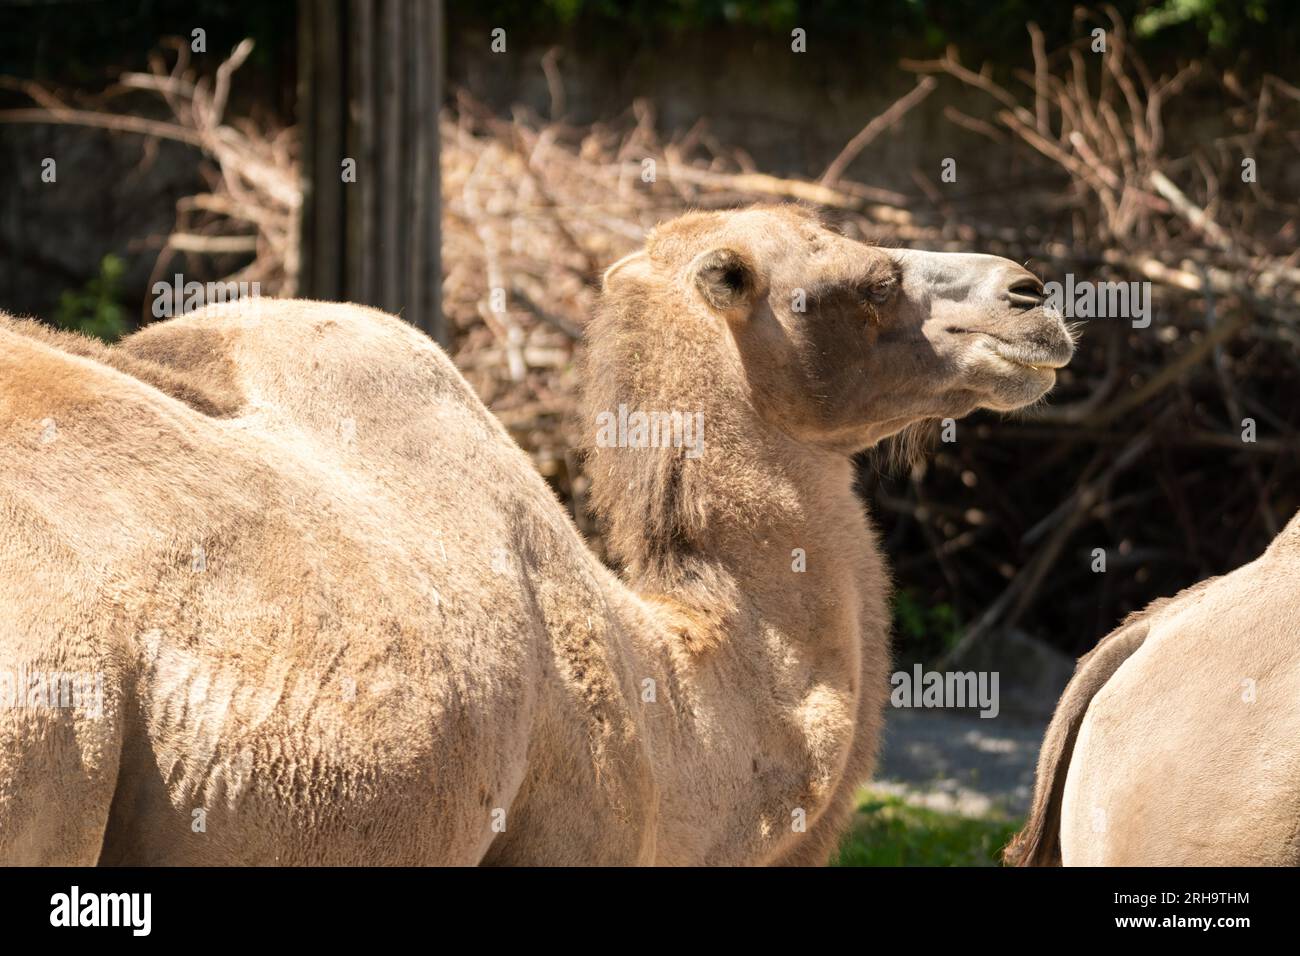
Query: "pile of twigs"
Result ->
[[440, 15, 1300, 658], [0, 38, 298, 298], [439, 82, 955, 523], [887, 8, 1300, 660]]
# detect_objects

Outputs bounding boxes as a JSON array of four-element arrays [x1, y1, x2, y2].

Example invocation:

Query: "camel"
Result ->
[[1007, 510, 1300, 866], [0, 204, 1072, 865]]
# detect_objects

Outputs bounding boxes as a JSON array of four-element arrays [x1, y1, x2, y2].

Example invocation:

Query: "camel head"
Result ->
[[597, 204, 1073, 453]]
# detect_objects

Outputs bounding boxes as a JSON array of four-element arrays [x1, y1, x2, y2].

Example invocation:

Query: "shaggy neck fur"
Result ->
[[581, 274, 889, 863], [583, 274, 872, 636]]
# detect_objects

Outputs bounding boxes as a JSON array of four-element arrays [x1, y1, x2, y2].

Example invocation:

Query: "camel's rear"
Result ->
[[1010, 514, 1300, 866], [1002, 617, 1152, 866]]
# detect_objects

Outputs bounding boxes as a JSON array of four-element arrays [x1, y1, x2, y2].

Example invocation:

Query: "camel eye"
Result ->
[[858, 276, 897, 307]]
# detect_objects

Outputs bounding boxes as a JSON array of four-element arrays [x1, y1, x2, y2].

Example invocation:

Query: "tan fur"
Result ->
[[0, 205, 1070, 865], [1008, 513, 1300, 866]]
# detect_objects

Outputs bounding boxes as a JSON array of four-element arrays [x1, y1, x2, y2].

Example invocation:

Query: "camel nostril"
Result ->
[[1007, 277, 1045, 309]]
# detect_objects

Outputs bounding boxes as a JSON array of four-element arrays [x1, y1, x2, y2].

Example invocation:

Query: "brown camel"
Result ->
[[0, 204, 1071, 865], [1006, 509, 1300, 866]]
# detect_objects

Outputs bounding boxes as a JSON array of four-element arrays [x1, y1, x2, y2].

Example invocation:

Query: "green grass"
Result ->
[[831, 789, 1021, 867]]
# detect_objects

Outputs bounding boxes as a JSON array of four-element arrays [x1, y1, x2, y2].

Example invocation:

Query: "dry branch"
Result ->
[[0, 39, 298, 299]]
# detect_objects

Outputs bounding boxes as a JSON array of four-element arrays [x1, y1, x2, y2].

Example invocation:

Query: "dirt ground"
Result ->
[[874, 709, 1048, 819]]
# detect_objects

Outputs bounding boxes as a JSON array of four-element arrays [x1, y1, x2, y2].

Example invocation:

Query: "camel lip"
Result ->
[[991, 346, 1069, 372], [953, 329, 1071, 371], [965, 325, 1073, 371]]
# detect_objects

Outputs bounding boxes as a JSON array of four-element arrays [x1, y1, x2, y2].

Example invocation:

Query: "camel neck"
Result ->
[[618, 432, 875, 660], [605, 439, 886, 864]]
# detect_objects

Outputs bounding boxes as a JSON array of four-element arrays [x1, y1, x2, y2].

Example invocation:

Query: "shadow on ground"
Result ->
[[833, 709, 1047, 866]]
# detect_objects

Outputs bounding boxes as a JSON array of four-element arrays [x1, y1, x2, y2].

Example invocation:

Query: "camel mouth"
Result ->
[[990, 345, 1070, 373], [976, 323, 1074, 373], [965, 327, 1073, 410]]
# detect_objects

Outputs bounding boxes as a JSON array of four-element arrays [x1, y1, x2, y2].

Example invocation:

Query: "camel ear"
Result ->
[[690, 248, 758, 316]]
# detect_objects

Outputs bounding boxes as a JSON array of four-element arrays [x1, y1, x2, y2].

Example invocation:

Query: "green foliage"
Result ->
[[54, 255, 128, 343], [833, 789, 1019, 867], [1136, 0, 1270, 47], [891, 588, 959, 662]]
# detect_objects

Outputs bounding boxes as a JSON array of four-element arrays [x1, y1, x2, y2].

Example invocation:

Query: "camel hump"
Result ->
[[1003, 617, 1152, 866], [0, 313, 242, 418], [127, 299, 500, 441]]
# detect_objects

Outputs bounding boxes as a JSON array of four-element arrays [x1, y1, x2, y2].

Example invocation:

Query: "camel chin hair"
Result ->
[[873, 419, 942, 475]]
